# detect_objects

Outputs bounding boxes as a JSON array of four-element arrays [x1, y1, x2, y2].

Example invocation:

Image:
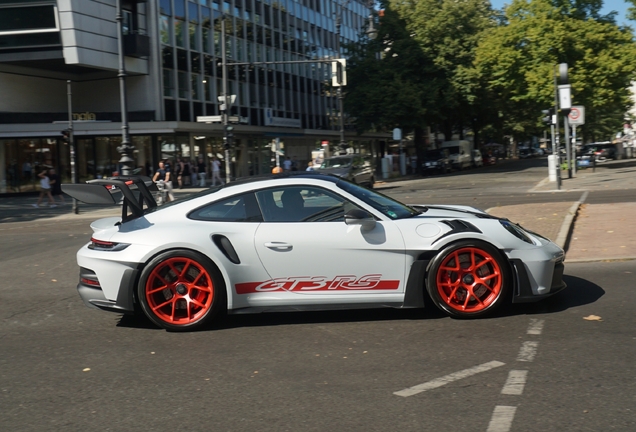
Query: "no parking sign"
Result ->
[[568, 106, 585, 125]]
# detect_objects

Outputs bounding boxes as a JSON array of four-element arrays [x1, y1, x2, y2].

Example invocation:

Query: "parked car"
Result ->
[[581, 142, 616, 161], [483, 152, 498, 166], [315, 155, 375, 188], [421, 149, 451, 174], [62, 173, 566, 331], [472, 149, 484, 167]]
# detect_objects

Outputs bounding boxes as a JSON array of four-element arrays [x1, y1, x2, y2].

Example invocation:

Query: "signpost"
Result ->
[[567, 106, 584, 176]]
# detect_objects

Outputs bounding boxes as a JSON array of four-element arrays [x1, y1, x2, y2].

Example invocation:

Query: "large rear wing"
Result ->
[[62, 176, 158, 223]]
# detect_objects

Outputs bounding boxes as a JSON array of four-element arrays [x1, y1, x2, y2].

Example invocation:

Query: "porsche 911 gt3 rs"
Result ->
[[63, 173, 566, 331]]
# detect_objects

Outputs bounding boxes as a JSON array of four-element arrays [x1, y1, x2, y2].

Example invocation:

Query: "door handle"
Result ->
[[264, 242, 293, 251]]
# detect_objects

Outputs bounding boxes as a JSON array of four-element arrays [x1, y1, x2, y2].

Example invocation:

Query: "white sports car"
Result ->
[[63, 174, 566, 331]]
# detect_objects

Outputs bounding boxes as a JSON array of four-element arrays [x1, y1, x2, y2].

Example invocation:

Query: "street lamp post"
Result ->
[[115, 0, 135, 176]]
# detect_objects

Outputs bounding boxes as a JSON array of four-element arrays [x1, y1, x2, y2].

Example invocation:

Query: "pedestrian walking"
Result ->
[[33, 167, 56, 207], [211, 157, 223, 186], [190, 159, 198, 186], [197, 157, 207, 187], [49, 168, 66, 205]]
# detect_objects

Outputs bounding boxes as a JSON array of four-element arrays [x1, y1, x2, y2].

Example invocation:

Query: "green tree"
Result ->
[[387, 0, 499, 142], [345, 3, 443, 157], [475, 0, 636, 143]]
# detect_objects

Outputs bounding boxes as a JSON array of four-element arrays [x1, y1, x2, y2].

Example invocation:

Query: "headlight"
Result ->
[[499, 220, 535, 244]]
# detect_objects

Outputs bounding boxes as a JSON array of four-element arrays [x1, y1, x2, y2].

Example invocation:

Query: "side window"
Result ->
[[255, 186, 361, 222], [189, 192, 262, 222]]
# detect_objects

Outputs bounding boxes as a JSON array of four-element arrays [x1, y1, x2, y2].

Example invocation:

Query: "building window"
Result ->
[[175, 19, 185, 47], [191, 73, 201, 100], [164, 69, 175, 97], [178, 71, 189, 98], [160, 15, 171, 44]]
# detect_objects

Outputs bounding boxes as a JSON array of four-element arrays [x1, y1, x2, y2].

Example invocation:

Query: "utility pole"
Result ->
[[66, 80, 78, 214], [221, 14, 231, 184], [115, 0, 135, 176]]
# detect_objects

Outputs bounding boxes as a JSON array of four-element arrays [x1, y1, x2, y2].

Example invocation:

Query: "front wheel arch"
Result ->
[[425, 239, 511, 318]]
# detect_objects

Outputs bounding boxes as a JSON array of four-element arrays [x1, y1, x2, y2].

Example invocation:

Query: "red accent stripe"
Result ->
[[235, 279, 400, 294]]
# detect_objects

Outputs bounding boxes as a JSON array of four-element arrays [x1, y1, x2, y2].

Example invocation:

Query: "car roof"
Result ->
[[220, 171, 341, 191]]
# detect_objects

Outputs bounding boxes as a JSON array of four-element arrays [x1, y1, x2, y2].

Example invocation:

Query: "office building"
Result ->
[[0, 0, 386, 194]]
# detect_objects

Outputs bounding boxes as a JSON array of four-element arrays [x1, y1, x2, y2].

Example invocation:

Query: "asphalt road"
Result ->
[[1, 158, 635, 432]]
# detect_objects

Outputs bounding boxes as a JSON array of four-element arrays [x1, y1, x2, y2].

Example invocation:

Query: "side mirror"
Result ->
[[344, 208, 376, 230]]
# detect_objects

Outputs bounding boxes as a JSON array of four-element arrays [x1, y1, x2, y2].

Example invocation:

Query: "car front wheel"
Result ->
[[426, 240, 509, 318], [138, 249, 225, 331]]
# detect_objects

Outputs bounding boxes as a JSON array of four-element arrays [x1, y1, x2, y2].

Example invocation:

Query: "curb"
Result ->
[[555, 191, 588, 250]]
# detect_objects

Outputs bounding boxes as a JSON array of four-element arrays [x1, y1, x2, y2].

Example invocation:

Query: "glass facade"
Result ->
[[159, 0, 368, 130]]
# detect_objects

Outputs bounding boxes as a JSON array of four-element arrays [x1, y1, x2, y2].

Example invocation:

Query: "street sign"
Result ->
[[558, 84, 571, 113], [568, 106, 585, 125], [321, 140, 329, 146], [393, 128, 402, 141], [197, 115, 222, 123]]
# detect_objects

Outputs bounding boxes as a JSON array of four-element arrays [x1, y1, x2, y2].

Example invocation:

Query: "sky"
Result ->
[[489, 0, 632, 25]]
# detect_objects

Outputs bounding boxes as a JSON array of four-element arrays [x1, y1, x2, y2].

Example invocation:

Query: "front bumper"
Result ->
[[511, 257, 566, 303]]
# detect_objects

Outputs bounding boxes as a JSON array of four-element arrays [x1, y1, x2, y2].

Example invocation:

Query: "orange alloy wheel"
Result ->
[[144, 256, 215, 326], [435, 246, 503, 313]]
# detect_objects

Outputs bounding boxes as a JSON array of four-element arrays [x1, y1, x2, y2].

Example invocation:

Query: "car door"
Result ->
[[247, 185, 407, 307]]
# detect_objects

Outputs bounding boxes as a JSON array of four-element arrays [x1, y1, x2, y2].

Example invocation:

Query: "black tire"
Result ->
[[137, 249, 226, 331], [426, 240, 510, 318]]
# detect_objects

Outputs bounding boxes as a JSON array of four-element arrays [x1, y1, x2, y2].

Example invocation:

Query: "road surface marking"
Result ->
[[487, 406, 517, 432], [501, 370, 528, 395], [517, 341, 539, 362], [393, 361, 505, 397], [527, 319, 544, 335]]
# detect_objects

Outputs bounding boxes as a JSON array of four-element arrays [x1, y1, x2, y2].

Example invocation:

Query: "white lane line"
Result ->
[[393, 361, 505, 397], [501, 370, 528, 395], [527, 318, 545, 335], [487, 406, 517, 432], [517, 341, 539, 362]]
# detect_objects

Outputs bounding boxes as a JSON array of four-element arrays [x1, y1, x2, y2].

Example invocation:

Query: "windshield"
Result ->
[[443, 146, 459, 155], [320, 157, 352, 169], [337, 180, 420, 220]]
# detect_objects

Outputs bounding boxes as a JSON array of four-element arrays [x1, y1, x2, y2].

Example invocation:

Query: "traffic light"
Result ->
[[332, 59, 347, 86], [61, 129, 70, 143], [541, 108, 554, 125]]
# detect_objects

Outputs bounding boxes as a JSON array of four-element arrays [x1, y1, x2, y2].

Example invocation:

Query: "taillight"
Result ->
[[79, 268, 101, 288], [80, 277, 101, 287], [88, 237, 130, 251]]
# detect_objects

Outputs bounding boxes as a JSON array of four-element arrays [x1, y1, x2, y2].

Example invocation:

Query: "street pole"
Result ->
[[67, 80, 78, 214], [221, 15, 231, 184], [335, 1, 350, 153], [115, 0, 135, 176], [553, 65, 561, 190], [572, 125, 577, 176], [564, 115, 572, 178]]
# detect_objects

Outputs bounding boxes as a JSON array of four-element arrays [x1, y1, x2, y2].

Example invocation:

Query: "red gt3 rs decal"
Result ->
[[235, 274, 399, 294]]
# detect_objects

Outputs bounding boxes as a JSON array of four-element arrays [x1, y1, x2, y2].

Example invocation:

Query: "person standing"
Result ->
[[174, 157, 184, 189], [190, 159, 198, 186], [22, 161, 32, 184], [283, 156, 292, 171], [49, 168, 66, 205], [33, 167, 56, 207], [152, 161, 174, 202], [182, 158, 191, 187], [197, 157, 207, 187], [211, 157, 223, 186]]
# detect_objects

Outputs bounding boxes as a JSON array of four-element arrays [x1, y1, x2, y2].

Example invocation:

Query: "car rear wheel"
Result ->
[[138, 249, 225, 331], [426, 240, 509, 318]]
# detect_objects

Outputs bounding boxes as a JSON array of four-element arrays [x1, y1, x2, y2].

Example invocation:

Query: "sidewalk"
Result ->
[[487, 159, 636, 262]]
